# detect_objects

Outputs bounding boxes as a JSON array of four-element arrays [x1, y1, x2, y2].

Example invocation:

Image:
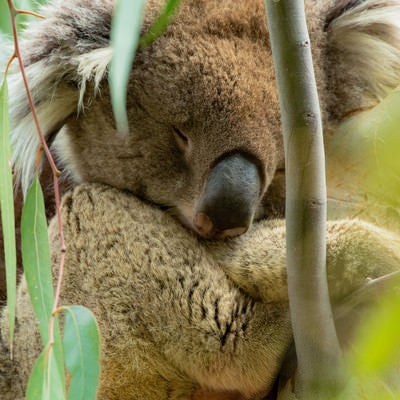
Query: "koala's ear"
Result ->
[[4, 1, 114, 195], [8, 66, 79, 195], [325, 0, 400, 119]]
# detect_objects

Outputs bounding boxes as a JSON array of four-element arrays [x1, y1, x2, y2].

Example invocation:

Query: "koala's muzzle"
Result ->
[[194, 153, 261, 239]]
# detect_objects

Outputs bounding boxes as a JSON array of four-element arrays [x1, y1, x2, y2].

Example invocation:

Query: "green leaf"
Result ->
[[0, 79, 16, 351], [62, 305, 101, 400], [21, 175, 53, 344], [349, 291, 400, 377], [109, 0, 146, 134], [26, 344, 66, 400], [139, 0, 182, 47], [21, 176, 65, 387], [53, 318, 66, 390]]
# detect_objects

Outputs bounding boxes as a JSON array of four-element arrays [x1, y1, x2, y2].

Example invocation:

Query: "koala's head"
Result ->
[[51, 0, 283, 239]]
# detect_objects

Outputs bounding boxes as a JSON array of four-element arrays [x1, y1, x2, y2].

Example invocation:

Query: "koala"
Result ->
[[1, 0, 400, 398], [1, 183, 400, 400], [5, 0, 400, 239]]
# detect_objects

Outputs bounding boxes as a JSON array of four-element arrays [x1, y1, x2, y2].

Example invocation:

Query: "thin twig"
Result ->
[[14, 9, 45, 19], [6, 0, 66, 347], [335, 270, 400, 320], [4, 54, 16, 75]]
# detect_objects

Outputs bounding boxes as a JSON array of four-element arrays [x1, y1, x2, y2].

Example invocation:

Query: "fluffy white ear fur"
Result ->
[[8, 64, 76, 193], [76, 47, 113, 109], [327, 0, 400, 113], [7, 47, 112, 194]]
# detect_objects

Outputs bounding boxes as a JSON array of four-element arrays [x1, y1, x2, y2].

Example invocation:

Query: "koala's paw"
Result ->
[[326, 219, 400, 300]]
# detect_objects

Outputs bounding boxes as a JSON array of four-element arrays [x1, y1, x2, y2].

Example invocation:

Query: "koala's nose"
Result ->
[[194, 153, 262, 239], [194, 212, 248, 238]]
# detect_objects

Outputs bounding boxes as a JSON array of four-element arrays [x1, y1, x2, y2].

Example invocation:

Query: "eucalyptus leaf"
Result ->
[[327, 89, 400, 217], [109, 0, 146, 134], [62, 305, 101, 400], [21, 175, 53, 344], [26, 345, 65, 400], [21, 175, 66, 387], [0, 78, 16, 351], [109, 0, 182, 133], [139, 0, 182, 47]]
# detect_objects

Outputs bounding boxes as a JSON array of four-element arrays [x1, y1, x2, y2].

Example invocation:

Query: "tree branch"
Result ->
[[264, 1, 345, 397]]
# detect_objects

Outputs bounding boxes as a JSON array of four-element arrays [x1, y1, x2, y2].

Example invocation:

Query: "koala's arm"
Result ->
[[1, 184, 293, 400], [2, 184, 399, 400], [207, 219, 400, 304]]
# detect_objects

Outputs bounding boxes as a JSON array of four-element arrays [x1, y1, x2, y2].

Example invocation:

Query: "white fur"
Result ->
[[329, 1, 400, 101], [7, 47, 113, 195], [8, 61, 78, 193], [76, 46, 113, 110]]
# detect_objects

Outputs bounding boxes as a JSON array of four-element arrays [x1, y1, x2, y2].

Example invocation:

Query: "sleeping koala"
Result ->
[[1, 0, 400, 399], [1, 184, 400, 400]]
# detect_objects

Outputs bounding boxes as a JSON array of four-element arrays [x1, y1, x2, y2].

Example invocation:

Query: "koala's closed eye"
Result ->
[[172, 126, 190, 152]]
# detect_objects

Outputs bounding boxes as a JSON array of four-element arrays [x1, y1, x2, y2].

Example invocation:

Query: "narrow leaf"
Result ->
[[0, 78, 16, 350], [26, 345, 65, 400], [21, 176, 65, 387], [109, 0, 146, 134], [139, 0, 182, 47], [62, 305, 101, 400], [21, 175, 53, 344]]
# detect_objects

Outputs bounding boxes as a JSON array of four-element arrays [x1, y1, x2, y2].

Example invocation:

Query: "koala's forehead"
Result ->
[[131, 28, 275, 129], [129, 24, 281, 169]]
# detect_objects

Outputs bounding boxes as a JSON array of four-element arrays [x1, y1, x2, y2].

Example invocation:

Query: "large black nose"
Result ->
[[194, 153, 262, 238]]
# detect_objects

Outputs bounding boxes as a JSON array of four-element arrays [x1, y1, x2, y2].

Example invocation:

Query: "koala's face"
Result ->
[[56, 2, 283, 238]]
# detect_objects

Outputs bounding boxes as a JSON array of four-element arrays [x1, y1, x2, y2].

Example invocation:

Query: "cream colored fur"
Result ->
[[1, 184, 400, 399], [0, 185, 400, 400], [325, 0, 400, 117]]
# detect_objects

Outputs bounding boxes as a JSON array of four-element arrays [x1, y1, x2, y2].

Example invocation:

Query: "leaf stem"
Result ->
[[14, 9, 45, 19]]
